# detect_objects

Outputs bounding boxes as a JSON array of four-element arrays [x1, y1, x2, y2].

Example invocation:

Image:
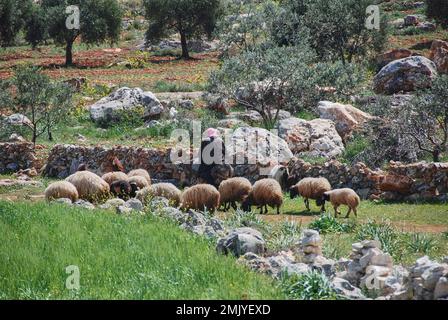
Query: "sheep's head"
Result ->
[[289, 185, 299, 199], [241, 196, 253, 212], [129, 182, 139, 198], [321, 192, 331, 202]]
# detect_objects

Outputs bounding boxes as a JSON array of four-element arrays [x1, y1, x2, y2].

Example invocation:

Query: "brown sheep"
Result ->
[[290, 177, 331, 212], [322, 188, 361, 218], [137, 183, 182, 206], [180, 184, 220, 212], [242, 178, 283, 215], [45, 181, 79, 202], [127, 175, 150, 189], [65, 171, 110, 203], [102, 172, 129, 186], [128, 169, 151, 185], [218, 177, 252, 211]]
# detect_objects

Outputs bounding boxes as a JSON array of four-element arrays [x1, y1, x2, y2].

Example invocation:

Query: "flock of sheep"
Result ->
[[44, 165, 361, 217]]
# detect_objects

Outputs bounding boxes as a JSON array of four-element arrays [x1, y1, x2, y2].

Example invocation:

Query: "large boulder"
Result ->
[[228, 126, 294, 167], [278, 117, 345, 158], [89, 87, 163, 124], [429, 40, 448, 74], [373, 56, 438, 94], [317, 101, 374, 140], [3, 114, 32, 127], [216, 227, 266, 257]]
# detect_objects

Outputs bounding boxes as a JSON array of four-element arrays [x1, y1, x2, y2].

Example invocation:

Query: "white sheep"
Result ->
[[128, 169, 151, 185], [137, 183, 182, 206], [242, 178, 283, 215], [322, 188, 360, 218], [290, 177, 331, 212], [65, 171, 110, 203], [268, 165, 289, 191], [218, 177, 252, 211], [45, 181, 79, 202], [180, 184, 220, 212]]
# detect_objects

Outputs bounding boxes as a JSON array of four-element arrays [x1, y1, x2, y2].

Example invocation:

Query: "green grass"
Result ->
[[0, 201, 285, 300]]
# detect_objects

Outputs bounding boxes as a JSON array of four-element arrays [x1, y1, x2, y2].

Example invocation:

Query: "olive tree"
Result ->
[[0, 66, 73, 145], [42, 0, 122, 66], [144, 0, 223, 59], [427, 0, 448, 28], [0, 0, 33, 46]]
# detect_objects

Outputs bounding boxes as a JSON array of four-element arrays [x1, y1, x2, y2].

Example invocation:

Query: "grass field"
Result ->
[[0, 201, 285, 300]]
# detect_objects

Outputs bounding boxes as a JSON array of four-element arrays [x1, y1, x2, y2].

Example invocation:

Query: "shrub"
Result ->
[[355, 220, 402, 258], [267, 221, 302, 252], [406, 233, 437, 254], [280, 270, 337, 300], [309, 214, 357, 234]]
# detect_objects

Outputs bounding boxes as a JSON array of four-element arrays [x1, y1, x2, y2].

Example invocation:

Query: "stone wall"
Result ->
[[287, 159, 448, 201], [41, 144, 448, 201], [0, 143, 38, 174]]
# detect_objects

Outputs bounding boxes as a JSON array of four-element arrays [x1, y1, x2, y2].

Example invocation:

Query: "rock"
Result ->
[[331, 277, 366, 300], [8, 134, 27, 143], [217, 118, 248, 128], [217, 227, 266, 257], [417, 22, 437, 32], [429, 40, 448, 74], [229, 126, 293, 166], [434, 277, 448, 299], [278, 117, 345, 158], [373, 56, 438, 94], [404, 15, 420, 27], [379, 174, 414, 194], [361, 240, 381, 249], [89, 87, 162, 124], [53, 198, 73, 205], [204, 94, 230, 114], [370, 253, 393, 269], [4, 114, 32, 127], [376, 48, 413, 69], [317, 101, 374, 139], [73, 200, 95, 210], [124, 198, 144, 212], [100, 198, 126, 209], [147, 196, 171, 211], [421, 264, 446, 291], [117, 205, 133, 215]]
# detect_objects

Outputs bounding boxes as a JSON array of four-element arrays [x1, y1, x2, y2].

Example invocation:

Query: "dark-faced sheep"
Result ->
[[242, 178, 283, 215], [45, 181, 79, 202], [110, 180, 139, 200], [102, 172, 129, 186], [127, 175, 150, 189], [137, 183, 182, 206], [65, 171, 110, 203], [290, 177, 331, 212], [128, 169, 151, 185], [180, 184, 220, 212], [218, 177, 252, 211], [322, 188, 360, 218]]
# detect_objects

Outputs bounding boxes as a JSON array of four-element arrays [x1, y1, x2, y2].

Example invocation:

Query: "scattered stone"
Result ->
[[8, 134, 27, 143], [331, 277, 366, 300], [4, 114, 32, 127], [73, 200, 95, 210], [376, 48, 413, 69], [429, 40, 448, 74], [124, 198, 144, 212], [53, 198, 73, 205], [100, 198, 126, 209], [404, 15, 420, 27]]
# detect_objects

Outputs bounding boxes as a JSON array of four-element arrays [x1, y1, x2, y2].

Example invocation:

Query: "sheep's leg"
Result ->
[[305, 198, 310, 211], [353, 207, 358, 217], [277, 205, 280, 215], [345, 207, 352, 219], [231, 202, 237, 211], [259, 206, 264, 215], [321, 202, 326, 213], [334, 205, 340, 218]]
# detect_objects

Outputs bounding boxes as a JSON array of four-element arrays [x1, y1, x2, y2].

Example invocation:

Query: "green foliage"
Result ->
[[309, 214, 357, 234], [0, 65, 73, 145], [267, 221, 302, 252], [356, 220, 402, 258], [427, 0, 448, 28], [406, 233, 437, 255], [0, 201, 285, 299], [0, 0, 33, 46], [342, 134, 370, 164], [144, 0, 223, 58], [280, 270, 337, 300], [225, 209, 267, 230], [24, 3, 48, 49], [273, 0, 388, 64], [41, 0, 123, 65]]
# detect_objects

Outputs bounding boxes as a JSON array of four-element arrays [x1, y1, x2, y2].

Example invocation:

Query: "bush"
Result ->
[[280, 270, 337, 300], [406, 233, 437, 254], [309, 214, 357, 234], [356, 220, 402, 258], [427, 0, 448, 28]]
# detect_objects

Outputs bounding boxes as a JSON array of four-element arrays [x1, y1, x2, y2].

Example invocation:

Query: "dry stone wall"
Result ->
[[0, 143, 38, 174]]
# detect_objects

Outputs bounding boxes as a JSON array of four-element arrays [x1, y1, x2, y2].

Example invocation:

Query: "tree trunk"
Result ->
[[32, 128, 37, 146], [433, 149, 441, 162], [180, 32, 190, 59], [65, 40, 74, 66]]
